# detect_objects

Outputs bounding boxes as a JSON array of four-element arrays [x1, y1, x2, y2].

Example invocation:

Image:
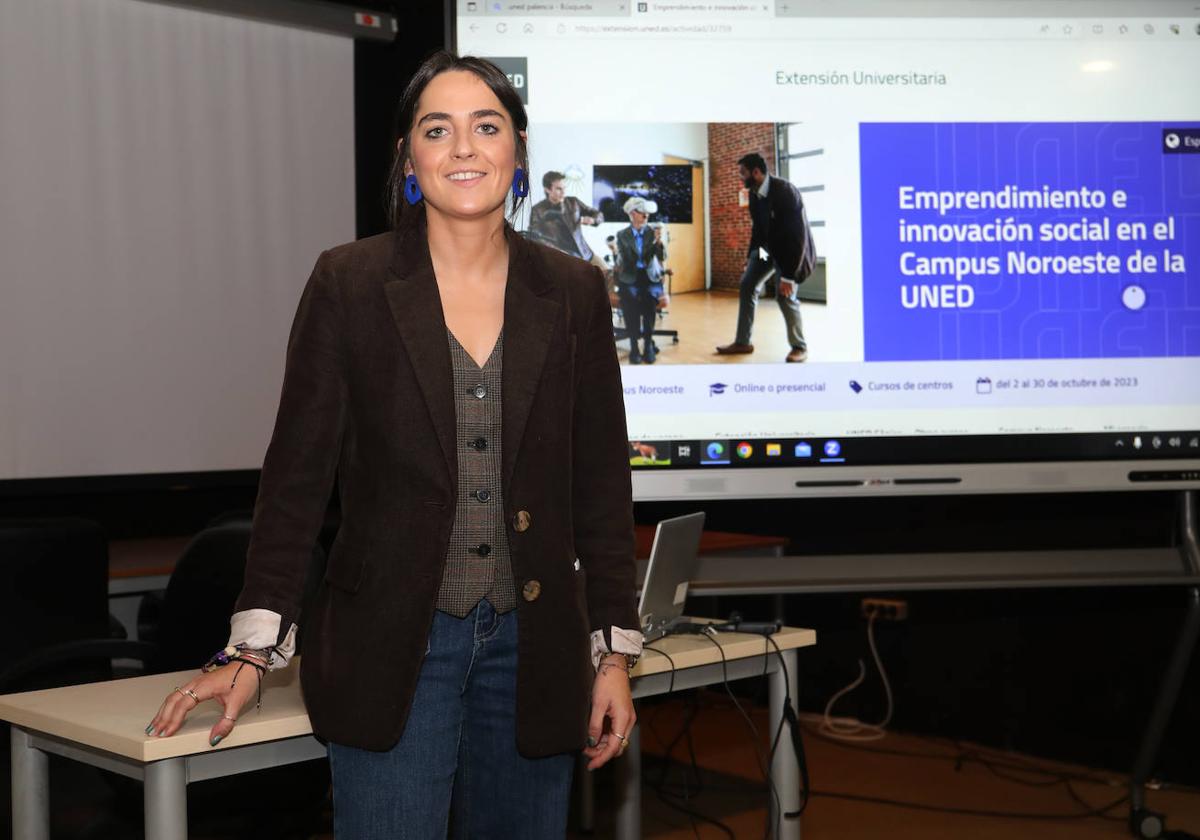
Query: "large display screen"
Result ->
[[453, 0, 1200, 496]]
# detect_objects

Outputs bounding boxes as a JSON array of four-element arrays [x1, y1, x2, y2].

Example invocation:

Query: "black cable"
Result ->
[[800, 718, 1126, 788], [642, 643, 678, 695], [808, 788, 1131, 821], [648, 627, 1145, 827], [640, 643, 738, 838], [696, 628, 784, 840], [1064, 779, 1128, 823], [759, 631, 811, 821]]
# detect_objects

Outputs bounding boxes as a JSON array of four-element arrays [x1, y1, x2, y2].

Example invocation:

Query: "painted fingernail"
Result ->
[[145, 724, 154, 735], [210, 735, 223, 747], [586, 735, 597, 747]]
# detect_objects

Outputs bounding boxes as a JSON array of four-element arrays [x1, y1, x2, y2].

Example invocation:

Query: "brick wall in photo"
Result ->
[[708, 123, 775, 291]]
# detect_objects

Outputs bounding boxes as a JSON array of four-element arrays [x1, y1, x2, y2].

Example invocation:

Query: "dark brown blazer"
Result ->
[[234, 212, 639, 756]]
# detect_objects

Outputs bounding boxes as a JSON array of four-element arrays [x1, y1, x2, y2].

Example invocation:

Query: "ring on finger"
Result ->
[[222, 714, 236, 722], [177, 687, 201, 705]]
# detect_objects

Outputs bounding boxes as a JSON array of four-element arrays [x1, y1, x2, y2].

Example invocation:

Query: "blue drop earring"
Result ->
[[512, 167, 529, 198], [404, 173, 423, 205]]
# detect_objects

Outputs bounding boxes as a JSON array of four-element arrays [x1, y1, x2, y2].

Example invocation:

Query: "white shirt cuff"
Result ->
[[589, 626, 645, 671], [227, 608, 297, 671]]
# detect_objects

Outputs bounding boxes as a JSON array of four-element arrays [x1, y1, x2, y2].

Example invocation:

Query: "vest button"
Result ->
[[476, 543, 491, 557], [474, 489, 491, 503]]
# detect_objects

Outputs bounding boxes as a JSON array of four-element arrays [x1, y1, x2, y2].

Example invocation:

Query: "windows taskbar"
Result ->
[[627, 431, 1200, 468]]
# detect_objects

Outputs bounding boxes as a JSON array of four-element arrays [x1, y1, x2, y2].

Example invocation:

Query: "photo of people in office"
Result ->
[[519, 122, 828, 366]]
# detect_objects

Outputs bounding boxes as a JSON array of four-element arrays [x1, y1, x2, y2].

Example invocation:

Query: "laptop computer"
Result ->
[[638, 511, 706, 642]]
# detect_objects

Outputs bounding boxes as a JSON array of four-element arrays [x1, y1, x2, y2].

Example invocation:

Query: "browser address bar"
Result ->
[[554, 18, 1102, 40]]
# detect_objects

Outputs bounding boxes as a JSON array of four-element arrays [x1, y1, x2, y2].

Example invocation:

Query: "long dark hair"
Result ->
[[384, 51, 530, 228]]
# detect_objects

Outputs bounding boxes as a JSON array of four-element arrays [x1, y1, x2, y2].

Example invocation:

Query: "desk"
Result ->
[[1, 625, 814, 840]]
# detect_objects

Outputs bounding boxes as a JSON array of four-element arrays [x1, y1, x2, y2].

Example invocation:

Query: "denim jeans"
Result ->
[[327, 600, 575, 839]]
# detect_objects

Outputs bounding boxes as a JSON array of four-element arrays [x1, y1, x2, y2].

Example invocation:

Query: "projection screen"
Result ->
[[451, 0, 1200, 499], [0, 0, 356, 484]]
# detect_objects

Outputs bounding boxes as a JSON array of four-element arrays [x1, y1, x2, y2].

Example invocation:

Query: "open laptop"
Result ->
[[638, 511, 706, 642]]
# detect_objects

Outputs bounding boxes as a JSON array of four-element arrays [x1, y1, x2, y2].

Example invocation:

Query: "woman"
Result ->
[[610, 196, 667, 364], [147, 52, 643, 838]]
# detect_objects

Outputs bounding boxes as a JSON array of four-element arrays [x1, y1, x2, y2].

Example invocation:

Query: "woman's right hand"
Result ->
[[146, 661, 261, 747]]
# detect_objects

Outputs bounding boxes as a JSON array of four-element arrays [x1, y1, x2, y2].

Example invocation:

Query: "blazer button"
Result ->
[[522, 579, 542, 601], [512, 510, 532, 533]]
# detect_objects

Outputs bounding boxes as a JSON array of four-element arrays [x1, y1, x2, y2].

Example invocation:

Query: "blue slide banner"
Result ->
[[859, 122, 1200, 361]]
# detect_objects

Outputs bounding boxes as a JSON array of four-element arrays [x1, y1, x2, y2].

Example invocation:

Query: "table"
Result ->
[[616, 624, 815, 839], [1, 624, 815, 840]]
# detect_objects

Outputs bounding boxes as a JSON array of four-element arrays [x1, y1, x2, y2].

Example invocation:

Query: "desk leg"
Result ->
[[613, 723, 642, 840], [769, 648, 801, 840], [144, 759, 187, 840], [11, 728, 49, 840]]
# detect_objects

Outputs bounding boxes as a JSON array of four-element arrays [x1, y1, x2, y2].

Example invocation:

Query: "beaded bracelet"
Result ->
[[202, 644, 273, 711], [202, 643, 277, 673], [597, 652, 637, 677]]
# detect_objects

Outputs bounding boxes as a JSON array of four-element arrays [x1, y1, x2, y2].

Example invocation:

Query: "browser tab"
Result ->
[[462, 0, 632, 15]]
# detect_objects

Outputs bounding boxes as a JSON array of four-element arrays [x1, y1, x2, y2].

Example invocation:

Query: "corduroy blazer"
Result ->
[[233, 212, 640, 756]]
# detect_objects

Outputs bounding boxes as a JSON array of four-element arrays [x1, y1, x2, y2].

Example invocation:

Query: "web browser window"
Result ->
[[453, 0, 1200, 480]]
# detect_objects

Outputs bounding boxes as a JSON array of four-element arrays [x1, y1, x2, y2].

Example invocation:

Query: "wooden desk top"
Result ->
[[0, 625, 815, 763]]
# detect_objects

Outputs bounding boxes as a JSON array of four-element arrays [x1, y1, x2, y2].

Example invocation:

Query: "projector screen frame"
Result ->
[[135, 0, 399, 42]]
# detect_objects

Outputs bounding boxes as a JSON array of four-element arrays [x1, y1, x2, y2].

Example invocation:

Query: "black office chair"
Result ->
[[150, 520, 327, 671], [610, 269, 680, 358], [0, 521, 332, 839], [0, 518, 138, 693], [147, 521, 332, 839]]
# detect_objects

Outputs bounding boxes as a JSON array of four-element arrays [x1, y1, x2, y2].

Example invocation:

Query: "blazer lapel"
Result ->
[[384, 220, 458, 491], [384, 219, 562, 500], [501, 227, 560, 496]]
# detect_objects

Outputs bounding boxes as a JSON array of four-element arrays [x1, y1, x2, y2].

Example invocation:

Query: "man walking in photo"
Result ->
[[716, 153, 812, 363]]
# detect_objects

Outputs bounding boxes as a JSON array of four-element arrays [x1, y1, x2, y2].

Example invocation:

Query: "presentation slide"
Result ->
[[860, 121, 1199, 362]]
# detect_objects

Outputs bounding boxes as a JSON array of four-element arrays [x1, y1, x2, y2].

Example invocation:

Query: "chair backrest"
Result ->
[[151, 521, 326, 672], [0, 518, 113, 689]]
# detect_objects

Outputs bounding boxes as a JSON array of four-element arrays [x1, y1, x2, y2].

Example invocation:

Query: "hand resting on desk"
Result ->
[[146, 661, 259, 747]]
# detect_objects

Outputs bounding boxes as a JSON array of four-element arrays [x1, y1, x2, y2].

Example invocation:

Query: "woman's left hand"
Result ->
[[583, 654, 636, 770]]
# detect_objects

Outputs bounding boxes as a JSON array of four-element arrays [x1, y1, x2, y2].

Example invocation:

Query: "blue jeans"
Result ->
[[327, 600, 575, 839]]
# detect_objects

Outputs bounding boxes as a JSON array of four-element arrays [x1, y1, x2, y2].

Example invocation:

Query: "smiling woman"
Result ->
[[145, 51, 643, 840], [385, 54, 531, 229]]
